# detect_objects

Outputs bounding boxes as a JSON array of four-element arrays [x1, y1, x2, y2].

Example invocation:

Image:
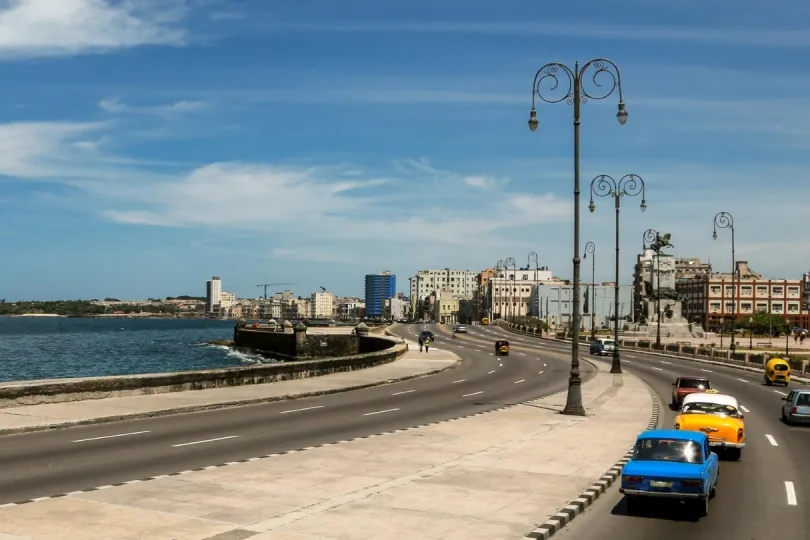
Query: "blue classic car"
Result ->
[[620, 429, 719, 517]]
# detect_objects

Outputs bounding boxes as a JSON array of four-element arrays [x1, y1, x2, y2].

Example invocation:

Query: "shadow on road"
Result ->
[[611, 495, 700, 523]]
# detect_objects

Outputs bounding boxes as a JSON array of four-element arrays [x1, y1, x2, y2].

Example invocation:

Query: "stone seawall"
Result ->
[[0, 334, 405, 409], [233, 321, 388, 360]]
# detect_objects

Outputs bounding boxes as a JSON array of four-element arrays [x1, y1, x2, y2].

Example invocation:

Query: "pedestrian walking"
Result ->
[[425, 340, 430, 353], [418, 337, 424, 352]]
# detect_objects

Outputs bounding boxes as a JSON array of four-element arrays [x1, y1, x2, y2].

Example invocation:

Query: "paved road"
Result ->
[[0, 324, 591, 504], [471, 323, 809, 539]]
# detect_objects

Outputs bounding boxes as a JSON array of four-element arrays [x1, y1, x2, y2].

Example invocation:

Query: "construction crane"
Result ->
[[257, 283, 295, 300], [319, 286, 326, 292]]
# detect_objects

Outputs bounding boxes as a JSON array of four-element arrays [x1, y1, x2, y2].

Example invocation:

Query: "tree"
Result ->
[[738, 311, 790, 336]]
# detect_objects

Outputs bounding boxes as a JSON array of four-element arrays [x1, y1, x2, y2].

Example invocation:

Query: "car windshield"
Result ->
[[773, 364, 789, 371], [682, 402, 742, 418], [633, 438, 704, 464], [679, 379, 710, 389]]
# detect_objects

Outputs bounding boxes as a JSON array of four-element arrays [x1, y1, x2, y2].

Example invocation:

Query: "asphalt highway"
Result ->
[[468, 324, 809, 539], [0, 323, 592, 504]]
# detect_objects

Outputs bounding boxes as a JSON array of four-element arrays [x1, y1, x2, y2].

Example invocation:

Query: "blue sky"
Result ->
[[1, 0, 809, 301]]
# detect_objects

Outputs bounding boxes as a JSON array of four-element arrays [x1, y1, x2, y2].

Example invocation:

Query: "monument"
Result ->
[[634, 233, 703, 339]]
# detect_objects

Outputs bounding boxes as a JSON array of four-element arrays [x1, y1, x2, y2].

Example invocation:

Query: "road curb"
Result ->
[[0, 355, 461, 437], [525, 381, 661, 539]]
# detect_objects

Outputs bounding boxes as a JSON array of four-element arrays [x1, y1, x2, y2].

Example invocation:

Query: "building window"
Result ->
[[522, 275, 528, 280], [725, 285, 734, 295], [710, 286, 721, 295], [741, 286, 752, 296], [756, 286, 768, 296], [772, 303, 783, 312], [741, 302, 752, 312], [788, 286, 800, 297], [788, 303, 800, 313], [772, 286, 784, 295], [756, 303, 768, 312], [710, 302, 721, 313]]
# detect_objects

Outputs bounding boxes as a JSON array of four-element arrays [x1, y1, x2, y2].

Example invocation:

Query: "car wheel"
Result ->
[[765, 378, 772, 386], [710, 482, 717, 499], [692, 496, 709, 518], [726, 448, 741, 461], [786, 413, 794, 426]]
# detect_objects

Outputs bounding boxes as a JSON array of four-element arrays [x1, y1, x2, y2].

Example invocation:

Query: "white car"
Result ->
[[455, 325, 467, 333]]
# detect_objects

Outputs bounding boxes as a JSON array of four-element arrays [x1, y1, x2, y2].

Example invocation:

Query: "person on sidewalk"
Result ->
[[418, 337, 424, 352], [425, 340, 430, 353]]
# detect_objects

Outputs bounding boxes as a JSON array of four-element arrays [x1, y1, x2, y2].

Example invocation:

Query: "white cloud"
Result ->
[[98, 97, 210, 117], [278, 20, 810, 48], [0, 0, 189, 58]]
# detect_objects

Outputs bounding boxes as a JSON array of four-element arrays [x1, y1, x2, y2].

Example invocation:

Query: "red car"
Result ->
[[671, 376, 712, 408]]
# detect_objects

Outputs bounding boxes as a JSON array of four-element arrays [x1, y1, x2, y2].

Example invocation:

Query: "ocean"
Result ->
[[0, 317, 271, 383]]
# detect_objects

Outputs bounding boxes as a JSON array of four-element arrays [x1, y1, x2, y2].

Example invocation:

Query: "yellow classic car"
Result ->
[[674, 392, 745, 460]]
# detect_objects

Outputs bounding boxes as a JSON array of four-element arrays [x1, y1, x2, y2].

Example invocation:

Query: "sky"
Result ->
[[1, 0, 809, 301]]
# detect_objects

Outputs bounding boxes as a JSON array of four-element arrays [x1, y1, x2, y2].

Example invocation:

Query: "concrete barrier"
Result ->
[[493, 320, 810, 381], [0, 336, 406, 409]]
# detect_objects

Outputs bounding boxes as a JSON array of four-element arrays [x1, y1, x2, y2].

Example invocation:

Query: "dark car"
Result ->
[[671, 377, 712, 408], [419, 331, 434, 343]]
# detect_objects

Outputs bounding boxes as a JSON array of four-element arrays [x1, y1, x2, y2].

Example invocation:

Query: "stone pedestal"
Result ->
[[294, 321, 307, 351]]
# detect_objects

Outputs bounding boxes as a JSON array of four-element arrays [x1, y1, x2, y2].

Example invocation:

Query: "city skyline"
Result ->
[[1, 1, 809, 300]]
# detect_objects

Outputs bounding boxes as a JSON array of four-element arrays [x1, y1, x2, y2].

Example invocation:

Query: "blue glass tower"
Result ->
[[365, 271, 396, 317]]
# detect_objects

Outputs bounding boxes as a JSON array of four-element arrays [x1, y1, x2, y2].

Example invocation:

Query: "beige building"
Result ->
[[633, 251, 712, 322], [677, 261, 807, 330], [433, 291, 459, 324], [487, 267, 557, 320], [310, 291, 336, 319]]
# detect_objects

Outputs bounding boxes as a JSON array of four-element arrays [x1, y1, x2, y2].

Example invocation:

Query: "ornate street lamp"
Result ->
[[584, 241, 596, 339], [528, 251, 539, 316], [713, 212, 736, 350], [495, 260, 506, 320], [528, 59, 627, 416], [589, 174, 647, 374], [643, 228, 662, 347], [505, 257, 517, 322]]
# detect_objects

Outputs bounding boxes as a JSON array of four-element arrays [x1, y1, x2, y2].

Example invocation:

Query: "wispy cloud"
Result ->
[[99, 97, 210, 118], [0, 0, 191, 59], [276, 20, 810, 48]]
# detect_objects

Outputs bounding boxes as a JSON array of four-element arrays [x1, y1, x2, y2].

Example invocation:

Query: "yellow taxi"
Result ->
[[765, 357, 791, 386], [674, 392, 745, 461]]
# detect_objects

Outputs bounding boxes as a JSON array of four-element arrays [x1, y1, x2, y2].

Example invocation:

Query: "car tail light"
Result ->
[[738, 428, 744, 441], [625, 476, 643, 483], [675, 423, 680, 429], [681, 480, 701, 487], [792, 407, 798, 414]]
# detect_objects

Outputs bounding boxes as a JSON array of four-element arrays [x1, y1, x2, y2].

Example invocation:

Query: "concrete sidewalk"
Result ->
[[0, 360, 653, 540], [0, 339, 458, 436]]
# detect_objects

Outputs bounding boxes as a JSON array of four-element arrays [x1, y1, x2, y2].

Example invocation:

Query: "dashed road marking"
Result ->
[[700, 369, 713, 373], [740, 405, 750, 413], [280, 405, 324, 414], [651, 367, 664, 371], [451, 379, 465, 384], [785, 481, 797, 506], [391, 390, 415, 396], [463, 391, 483, 397], [538, 371, 544, 375], [774, 390, 788, 396], [765, 434, 779, 446], [363, 408, 400, 416], [172, 435, 239, 448], [514, 379, 526, 384], [661, 361, 672, 365], [72, 430, 150, 443], [487, 370, 496, 374], [736, 378, 748, 383]]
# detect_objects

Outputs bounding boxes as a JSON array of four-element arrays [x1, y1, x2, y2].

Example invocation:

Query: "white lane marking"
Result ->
[[363, 408, 400, 416], [280, 405, 324, 414], [661, 361, 672, 365], [451, 379, 465, 384], [736, 378, 748, 383], [391, 390, 415, 396], [514, 379, 526, 384], [489, 353, 494, 356], [499, 363, 503, 367], [740, 405, 750, 413], [785, 481, 798, 506], [774, 390, 788, 396], [487, 370, 496, 374], [172, 435, 239, 448], [538, 371, 544, 375], [543, 363, 547, 367], [700, 369, 713, 373], [518, 352, 527, 356], [624, 360, 632, 364], [765, 434, 779, 446], [72, 430, 150, 443], [651, 367, 664, 371], [463, 391, 483, 397]]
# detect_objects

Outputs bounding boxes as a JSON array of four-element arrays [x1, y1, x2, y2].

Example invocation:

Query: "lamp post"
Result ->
[[528, 59, 627, 416], [506, 257, 517, 322], [528, 251, 539, 316], [749, 316, 753, 350], [643, 228, 662, 347], [495, 260, 506, 320], [713, 212, 736, 351], [584, 242, 596, 339], [589, 174, 648, 374]]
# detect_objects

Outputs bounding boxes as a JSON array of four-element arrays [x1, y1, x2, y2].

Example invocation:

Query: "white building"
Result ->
[[385, 297, 409, 321], [487, 267, 555, 319], [311, 291, 336, 319], [205, 276, 222, 314], [409, 269, 477, 307], [534, 284, 635, 330]]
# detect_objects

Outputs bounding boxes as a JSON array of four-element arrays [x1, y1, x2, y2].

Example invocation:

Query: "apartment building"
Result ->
[[337, 297, 364, 320], [311, 291, 336, 319], [677, 261, 807, 330], [487, 266, 554, 319], [408, 269, 477, 300], [205, 276, 221, 314], [365, 271, 396, 318], [431, 290, 459, 324]]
